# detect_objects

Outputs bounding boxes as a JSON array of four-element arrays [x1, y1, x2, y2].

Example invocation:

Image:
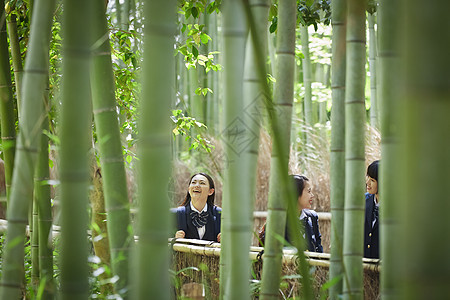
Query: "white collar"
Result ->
[[373, 197, 379, 207], [299, 209, 306, 220], [190, 201, 207, 213]]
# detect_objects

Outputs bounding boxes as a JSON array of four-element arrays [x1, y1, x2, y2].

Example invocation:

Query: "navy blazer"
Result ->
[[301, 209, 323, 253], [260, 209, 323, 253], [364, 193, 379, 258], [173, 203, 221, 242]]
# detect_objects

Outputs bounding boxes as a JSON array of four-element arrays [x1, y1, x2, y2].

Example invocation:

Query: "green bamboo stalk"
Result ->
[[377, 0, 400, 299], [205, 9, 218, 134], [378, 1, 400, 299], [0, 0, 56, 298], [0, 2, 17, 201], [220, 0, 251, 298], [31, 191, 40, 290], [189, 65, 204, 122], [121, 0, 130, 30], [368, 12, 378, 128], [133, 0, 175, 299], [7, 13, 24, 116], [329, 0, 346, 298], [59, 0, 92, 298], [91, 0, 132, 296], [115, 0, 122, 28], [397, 1, 450, 299], [259, 0, 298, 299], [300, 25, 313, 137], [242, 0, 269, 226], [35, 88, 54, 300], [342, 0, 367, 299], [268, 30, 277, 85]]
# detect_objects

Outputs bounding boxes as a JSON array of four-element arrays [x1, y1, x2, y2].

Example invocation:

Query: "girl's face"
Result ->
[[366, 176, 378, 195], [298, 181, 314, 210], [188, 174, 214, 202]]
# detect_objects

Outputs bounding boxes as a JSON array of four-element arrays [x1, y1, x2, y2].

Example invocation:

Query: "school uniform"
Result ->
[[259, 209, 323, 253], [299, 209, 323, 253], [173, 202, 221, 242], [364, 193, 379, 259]]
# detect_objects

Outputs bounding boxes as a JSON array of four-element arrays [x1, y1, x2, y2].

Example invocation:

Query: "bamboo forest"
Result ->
[[0, 0, 449, 299]]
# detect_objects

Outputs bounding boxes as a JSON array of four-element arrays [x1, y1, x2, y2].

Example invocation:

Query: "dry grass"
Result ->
[[172, 247, 380, 299]]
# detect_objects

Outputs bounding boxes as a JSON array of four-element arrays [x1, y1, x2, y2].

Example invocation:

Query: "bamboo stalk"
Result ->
[[134, 0, 176, 299], [6, 14, 23, 116], [0, 3, 17, 201], [0, 0, 55, 297], [329, 0, 347, 298]]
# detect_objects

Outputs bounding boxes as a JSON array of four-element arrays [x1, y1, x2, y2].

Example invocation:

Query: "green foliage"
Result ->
[[297, 0, 331, 29], [110, 23, 141, 138], [194, 86, 212, 96], [178, 0, 222, 17], [176, 23, 221, 72], [171, 109, 214, 153], [176, 0, 222, 74], [269, 1, 331, 32]]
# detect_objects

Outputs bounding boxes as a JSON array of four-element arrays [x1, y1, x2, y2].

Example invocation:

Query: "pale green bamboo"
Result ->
[[59, 0, 92, 298], [0, 0, 56, 298], [0, 2, 17, 201], [242, 0, 269, 228], [31, 193, 39, 289], [189, 66, 204, 122], [91, 0, 132, 296], [115, 0, 122, 28], [199, 13, 208, 109], [377, 1, 400, 299], [397, 1, 450, 299], [7, 14, 23, 117], [36, 92, 54, 300], [133, 0, 175, 299], [259, 0, 297, 299], [342, 0, 366, 299], [368, 12, 378, 128], [329, 0, 346, 298], [300, 25, 313, 135], [205, 10, 218, 133], [121, 0, 130, 30], [220, 0, 252, 298], [268, 30, 277, 86]]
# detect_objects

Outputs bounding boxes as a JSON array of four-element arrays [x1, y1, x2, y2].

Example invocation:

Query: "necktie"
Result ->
[[190, 210, 209, 228]]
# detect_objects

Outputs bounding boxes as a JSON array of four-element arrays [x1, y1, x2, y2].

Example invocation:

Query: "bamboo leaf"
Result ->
[[200, 33, 211, 44], [191, 6, 198, 18], [192, 45, 198, 58]]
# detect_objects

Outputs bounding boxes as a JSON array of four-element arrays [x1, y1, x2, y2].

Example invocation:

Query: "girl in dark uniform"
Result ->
[[259, 175, 323, 252], [174, 173, 221, 242]]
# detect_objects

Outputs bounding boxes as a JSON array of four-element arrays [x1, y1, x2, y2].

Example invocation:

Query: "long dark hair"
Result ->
[[292, 174, 309, 198], [180, 172, 215, 207], [367, 160, 379, 181]]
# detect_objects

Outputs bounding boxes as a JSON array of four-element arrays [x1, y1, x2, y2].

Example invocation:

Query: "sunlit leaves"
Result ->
[[171, 110, 215, 153], [194, 87, 213, 96], [269, 1, 331, 33], [176, 22, 221, 71]]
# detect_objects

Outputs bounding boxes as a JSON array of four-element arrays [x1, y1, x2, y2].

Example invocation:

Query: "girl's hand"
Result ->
[[175, 230, 186, 239], [217, 233, 221, 243]]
